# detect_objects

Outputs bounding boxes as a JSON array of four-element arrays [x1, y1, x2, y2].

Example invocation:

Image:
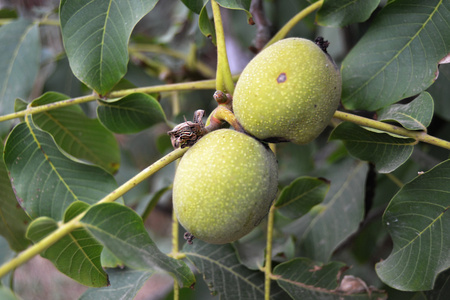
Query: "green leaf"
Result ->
[[182, 240, 287, 299], [329, 122, 415, 173], [80, 268, 155, 300], [30, 92, 120, 174], [299, 159, 368, 262], [275, 177, 330, 219], [59, 0, 158, 94], [377, 92, 434, 131], [81, 202, 195, 288], [97, 93, 166, 134], [274, 258, 386, 299], [424, 268, 450, 299], [199, 4, 216, 45], [26, 215, 108, 287], [3, 116, 118, 220], [0, 141, 31, 252], [376, 159, 450, 291], [317, 0, 380, 27], [216, 0, 252, 23], [428, 63, 450, 121], [0, 19, 40, 116], [341, 0, 450, 111], [0, 286, 19, 300], [181, 0, 209, 14]]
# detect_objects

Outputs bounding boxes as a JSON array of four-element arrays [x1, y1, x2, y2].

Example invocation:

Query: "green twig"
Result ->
[[264, 205, 276, 300], [333, 110, 450, 150], [0, 80, 216, 123], [0, 147, 188, 279], [265, 0, 323, 48], [211, 0, 235, 94], [0, 18, 60, 26]]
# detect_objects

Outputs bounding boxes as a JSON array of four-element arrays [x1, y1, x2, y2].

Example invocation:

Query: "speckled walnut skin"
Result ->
[[233, 38, 342, 145], [173, 129, 278, 244]]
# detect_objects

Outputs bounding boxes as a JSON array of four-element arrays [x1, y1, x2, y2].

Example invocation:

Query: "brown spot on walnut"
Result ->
[[277, 72, 287, 83]]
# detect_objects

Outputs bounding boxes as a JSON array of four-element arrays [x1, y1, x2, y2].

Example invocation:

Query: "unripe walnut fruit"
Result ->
[[173, 129, 278, 244], [233, 37, 342, 144]]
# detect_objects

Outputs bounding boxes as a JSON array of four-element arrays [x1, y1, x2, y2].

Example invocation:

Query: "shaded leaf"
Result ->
[[330, 122, 415, 173], [199, 4, 216, 45], [275, 177, 329, 219], [274, 258, 386, 300], [80, 268, 155, 300], [376, 159, 450, 291], [97, 93, 166, 134], [26, 214, 108, 287], [0, 141, 31, 252], [317, 0, 380, 27], [59, 0, 158, 94], [183, 239, 287, 299], [424, 268, 450, 300], [81, 203, 195, 288], [30, 92, 120, 173], [181, 0, 209, 14], [300, 159, 368, 262], [0, 19, 40, 116], [3, 116, 118, 220], [0, 286, 19, 300], [377, 92, 434, 131], [341, 0, 450, 111], [428, 64, 450, 121], [216, 0, 252, 23]]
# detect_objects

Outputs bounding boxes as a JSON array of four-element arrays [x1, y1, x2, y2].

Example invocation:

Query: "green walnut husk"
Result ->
[[173, 129, 278, 244], [233, 37, 342, 144]]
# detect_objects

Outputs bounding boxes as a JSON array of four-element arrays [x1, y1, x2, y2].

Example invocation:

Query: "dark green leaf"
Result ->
[[317, 0, 380, 27], [341, 0, 450, 111], [59, 0, 158, 94], [181, 0, 209, 14], [97, 93, 166, 134], [377, 92, 434, 130], [26, 215, 108, 287], [0, 19, 40, 116], [376, 159, 450, 291], [199, 4, 216, 45], [424, 268, 450, 300], [14, 98, 27, 114], [31, 92, 120, 174], [81, 202, 195, 288], [216, 0, 251, 17], [329, 122, 415, 173], [3, 116, 118, 220], [182, 240, 287, 299], [0, 141, 31, 252], [275, 177, 330, 219], [299, 159, 368, 262], [428, 64, 450, 121], [80, 268, 155, 300], [274, 258, 386, 299]]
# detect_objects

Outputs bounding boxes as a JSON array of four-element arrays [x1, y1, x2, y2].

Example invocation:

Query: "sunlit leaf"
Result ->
[[3, 116, 118, 220], [81, 202, 195, 288], [59, 0, 158, 94], [26, 213, 108, 287], [341, 0, 450, 111], [377, 92, 434, 131], [97, 93, 166, 134], [317, 0, 380, 27], [80, 268, 155, 300], [30, 92, 120, 173], [329, 122, 415, 173], [376, 159, 450, 291], [183, 240, 287, 299], [275, 177, 329, 219], [299, 159, 368, 262], [0, 19, 40, 116], [0, 142, 31, 252]]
